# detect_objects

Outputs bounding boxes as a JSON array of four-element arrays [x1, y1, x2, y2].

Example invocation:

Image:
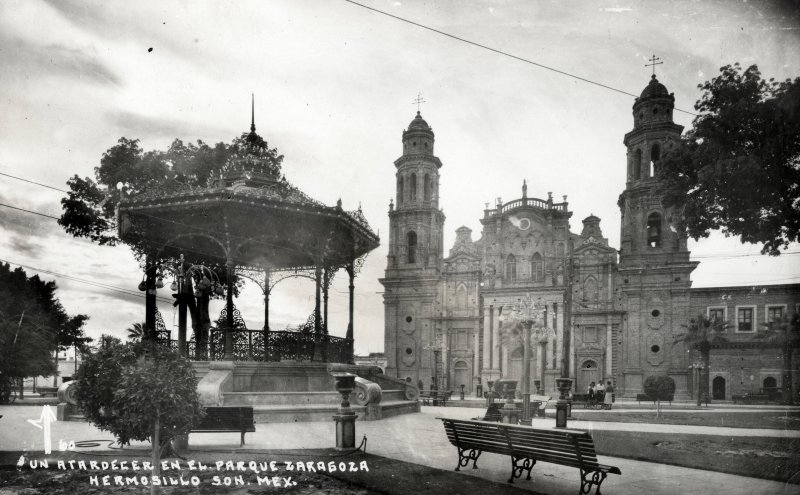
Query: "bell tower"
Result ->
[[381, 111, 446, 383], [617, 71, 698, 399]]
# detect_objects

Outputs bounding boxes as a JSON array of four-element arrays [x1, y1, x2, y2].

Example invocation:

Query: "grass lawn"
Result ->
[[569, 409, 800, 429], [592, 430, 800, 483]]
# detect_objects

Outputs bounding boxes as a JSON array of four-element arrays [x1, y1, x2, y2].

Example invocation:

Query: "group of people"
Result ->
[[587, 381, 614, 409]]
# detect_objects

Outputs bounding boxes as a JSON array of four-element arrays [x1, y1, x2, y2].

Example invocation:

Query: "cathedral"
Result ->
[[380, 75, 800, 400]]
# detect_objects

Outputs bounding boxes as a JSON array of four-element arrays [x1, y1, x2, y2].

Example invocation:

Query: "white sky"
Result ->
[[0, 0, 798, 354]]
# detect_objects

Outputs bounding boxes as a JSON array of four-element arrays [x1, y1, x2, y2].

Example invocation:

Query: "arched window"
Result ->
[[505, 254, 517, 280], [455, 284, 468, 309], [650, 144, 661, 177], [633, 149, 642, 180], [398, 176, 404, 205], [583, 276, 598, 301], [407, 231, 417, 263], [531, 253, 543, 281], [646, 212, 662, 248], [424, 173, 430, 201], [410, 173, 417, 201]]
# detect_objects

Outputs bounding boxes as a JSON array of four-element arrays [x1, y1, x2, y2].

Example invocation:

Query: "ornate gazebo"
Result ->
[[118, 115, 379, 364]]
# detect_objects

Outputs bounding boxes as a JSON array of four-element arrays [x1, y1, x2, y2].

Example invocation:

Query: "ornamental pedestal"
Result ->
[[331, 372, 358, 450]]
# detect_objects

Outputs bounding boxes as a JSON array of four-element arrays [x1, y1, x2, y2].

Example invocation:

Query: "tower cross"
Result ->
[[645, 54, 663, 76], [412, 92, 426, 112]]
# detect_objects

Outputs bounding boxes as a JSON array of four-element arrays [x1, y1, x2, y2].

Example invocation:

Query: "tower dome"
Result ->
[[402, 111, 435, 156], [639, 75, 670, 100], [407, 111, 431, 131]]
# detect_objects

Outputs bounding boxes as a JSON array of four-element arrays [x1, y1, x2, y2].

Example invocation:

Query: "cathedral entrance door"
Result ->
[[712, 376, 726, 400], [579, 360, 600, 394], [508, 348, 523, 382], [454, 361, 470, 393]]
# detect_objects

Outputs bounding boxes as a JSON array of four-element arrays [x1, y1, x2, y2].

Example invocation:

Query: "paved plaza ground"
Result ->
[[1, 402, 799, 494]]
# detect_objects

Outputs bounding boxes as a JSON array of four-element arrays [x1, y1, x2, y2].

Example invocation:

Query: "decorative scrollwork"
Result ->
[[456, 448, 482, 471], [580, 469, 607, 495], [510, 456, 535, 483], [154, 309, 170, 342]]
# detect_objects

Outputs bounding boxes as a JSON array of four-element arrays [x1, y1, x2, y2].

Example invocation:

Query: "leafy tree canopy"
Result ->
[[59, 133, 283, 251], [658, 63, 800, 255], [643, 375, 676, 401], [0, 263, 89, 403]]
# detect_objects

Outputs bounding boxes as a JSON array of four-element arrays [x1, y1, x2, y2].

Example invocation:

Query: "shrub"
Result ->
[[643, 375, 676, 401]]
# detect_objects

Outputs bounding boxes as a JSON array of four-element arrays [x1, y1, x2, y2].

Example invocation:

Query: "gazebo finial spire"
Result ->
[[250, 93, 256, 133]]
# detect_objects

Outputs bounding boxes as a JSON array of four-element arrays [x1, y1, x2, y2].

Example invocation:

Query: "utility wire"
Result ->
[[0, 258, 174, 304], [342, 0, 699, 116], [0, 171, 70, 193], [0, 203, 60, 220], [1, 193, 797, 261]]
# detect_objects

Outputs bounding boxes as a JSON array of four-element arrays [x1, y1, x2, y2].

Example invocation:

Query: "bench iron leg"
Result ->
[[455, 448, 482, 471], [579, 469, 608, 495], [508, 456, 535, 483]]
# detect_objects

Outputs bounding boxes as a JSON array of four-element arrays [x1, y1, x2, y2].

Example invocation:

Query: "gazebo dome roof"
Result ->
[[407, 111, 431, 131]]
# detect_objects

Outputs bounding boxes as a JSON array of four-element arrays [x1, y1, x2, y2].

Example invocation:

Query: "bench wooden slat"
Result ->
[[192, 407, 256, 447], [439, 417, 620, 493]]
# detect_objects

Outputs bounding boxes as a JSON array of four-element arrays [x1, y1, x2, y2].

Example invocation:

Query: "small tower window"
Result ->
[[633, 149, 642, 180], [398, 176, 404, 205], [646, 213, 662, 248], [531, 253, 543, 281], [407, 231, 418, 264], [505, 254, 517, 280], [650, 144, 661, 177], [410, 173, 417, 201], [424, 173, 430, 201]]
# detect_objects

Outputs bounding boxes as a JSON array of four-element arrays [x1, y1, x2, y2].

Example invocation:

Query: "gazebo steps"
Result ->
[[250, 400, 419, 423], [223, 391, 343, 406], [222, 389, 409, 406]]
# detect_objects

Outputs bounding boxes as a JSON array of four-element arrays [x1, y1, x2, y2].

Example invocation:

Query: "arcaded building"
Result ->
[[380, 77, 799, 400]]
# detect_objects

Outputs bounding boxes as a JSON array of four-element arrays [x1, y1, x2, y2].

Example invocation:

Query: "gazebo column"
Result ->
[[346, 262, 355, 363], [323, 267, 330, 335], [264, 270, 270, 360], [313, 264, 323, 361], [224, 260, 235, 361], [177, 259, 188, 357], [144, 257, 157, 341]]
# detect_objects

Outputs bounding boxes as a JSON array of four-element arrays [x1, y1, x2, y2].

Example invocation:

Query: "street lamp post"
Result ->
[[502, 293, 549, 424]]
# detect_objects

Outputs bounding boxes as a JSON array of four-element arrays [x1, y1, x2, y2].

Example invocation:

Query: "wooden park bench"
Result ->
[[636, 393, 672, 406], [37, 386, 58, 397], [438, 417, 621, 493], [732, 393, 770, 404], [420, 390, 452, 406], [530, 394, 551, 417], [191, 406, 255, 446], [471, 403, 502, 422]]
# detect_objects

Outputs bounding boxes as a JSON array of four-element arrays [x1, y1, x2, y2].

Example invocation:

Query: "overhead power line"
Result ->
[[0, 258, 174, 304], [0, 171, 70, 193], [341, 0, 699, 116], [0, 203, 60, 220]]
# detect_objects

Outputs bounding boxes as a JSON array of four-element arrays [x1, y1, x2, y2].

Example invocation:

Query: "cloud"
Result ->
[[107, 110, 231, 142], [0, 36, 121, 87], [9, 235, 42, 258]]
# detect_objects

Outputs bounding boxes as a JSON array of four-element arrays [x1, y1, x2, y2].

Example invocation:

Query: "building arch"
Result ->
[[505, 254, 517, 280], [633, 149, 642, 180], [455, 283, 468, 309], [407, 231, 417, 264], [410, 172, 417, 201], [423, 173, 430, 201], [646, 212, 662, 248], [531, 252, 544, 281]]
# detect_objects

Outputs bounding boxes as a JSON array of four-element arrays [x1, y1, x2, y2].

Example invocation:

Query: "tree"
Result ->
[[126, 322, 147, 342], [58, 135, 283, 253], [643, 375, 676, 418], [755, 313, 800, 405], [673, 314, 729, 406], [75, 340, 204, 495], [658, 63, 800, 255], [0, 263, 88, 403]]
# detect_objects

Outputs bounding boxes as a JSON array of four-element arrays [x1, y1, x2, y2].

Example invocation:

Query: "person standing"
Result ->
[[587, 382, 596, 401], [604, 381, 614, 409], [596, 381, 606, 404]]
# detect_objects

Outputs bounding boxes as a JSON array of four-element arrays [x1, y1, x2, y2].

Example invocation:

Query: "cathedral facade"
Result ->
[[380, 77, 799, 400]]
